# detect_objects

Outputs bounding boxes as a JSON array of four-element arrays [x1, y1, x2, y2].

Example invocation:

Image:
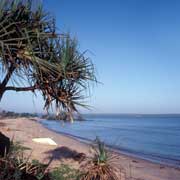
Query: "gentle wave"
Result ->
[[40, 115, 180, 168]]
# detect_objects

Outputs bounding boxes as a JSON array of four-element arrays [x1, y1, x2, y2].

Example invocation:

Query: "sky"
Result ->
[[1, 0, 180, 114]]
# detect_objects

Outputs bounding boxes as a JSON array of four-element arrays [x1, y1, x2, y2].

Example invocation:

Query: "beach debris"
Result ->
[[32, 138, 57, 146]]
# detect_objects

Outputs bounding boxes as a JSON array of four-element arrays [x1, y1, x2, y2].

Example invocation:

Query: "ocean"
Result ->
[[40, 114, 180, 167]]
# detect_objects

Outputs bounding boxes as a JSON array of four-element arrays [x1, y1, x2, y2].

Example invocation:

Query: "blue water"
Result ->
[[40, 115, 180, 167]]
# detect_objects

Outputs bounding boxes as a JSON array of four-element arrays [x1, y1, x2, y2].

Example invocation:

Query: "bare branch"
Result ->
[[5, 85, 37, 92], [0, 64, 16, 89]]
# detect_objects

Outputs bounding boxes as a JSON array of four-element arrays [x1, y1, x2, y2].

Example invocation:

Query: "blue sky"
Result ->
[[1, 0, 180, 114]]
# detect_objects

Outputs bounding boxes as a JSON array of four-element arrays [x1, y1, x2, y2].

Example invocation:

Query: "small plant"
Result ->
[[80, 137, 121, 180], [8, 141, 31, 156], [93, 137, 108, 165], [50, 164, 82, 180], [0, 141, 49, 180]]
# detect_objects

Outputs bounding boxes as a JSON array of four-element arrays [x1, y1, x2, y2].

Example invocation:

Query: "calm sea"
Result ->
[[40, 115, 180, 167]]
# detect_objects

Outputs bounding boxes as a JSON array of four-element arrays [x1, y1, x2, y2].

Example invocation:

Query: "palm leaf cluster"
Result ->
[[81, 138, 122, 180], [0, 0, 96, 121]]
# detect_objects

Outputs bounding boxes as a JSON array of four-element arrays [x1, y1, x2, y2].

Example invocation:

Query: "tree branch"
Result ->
[[5, 85, 37, 92], [0, 64, 16, 89]]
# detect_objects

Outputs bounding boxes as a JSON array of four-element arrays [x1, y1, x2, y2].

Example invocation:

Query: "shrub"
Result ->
[[0, 141, 49, 180], [80, 137, 122, 180]]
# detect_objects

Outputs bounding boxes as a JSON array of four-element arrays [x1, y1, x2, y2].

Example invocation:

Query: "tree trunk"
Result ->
[[0, 65, 14, 157], [0, 84, 9, 157], [0, 89, 5, 102], [0, 64, 15, 102], [0, 132, 10, 157]]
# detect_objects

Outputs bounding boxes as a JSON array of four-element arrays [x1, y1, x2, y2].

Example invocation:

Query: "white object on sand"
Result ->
[[32, 138, 57, 146]]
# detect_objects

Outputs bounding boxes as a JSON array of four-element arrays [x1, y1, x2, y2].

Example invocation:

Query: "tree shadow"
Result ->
[[44, 146, 86, 166]]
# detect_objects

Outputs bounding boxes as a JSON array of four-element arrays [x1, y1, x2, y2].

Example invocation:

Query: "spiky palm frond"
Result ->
[[81, 138, 122, 180], [0, 0, 96, 121], [0, 0, 58, 82]]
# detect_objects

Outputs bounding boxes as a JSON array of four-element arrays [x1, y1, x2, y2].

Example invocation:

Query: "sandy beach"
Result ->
[[0, 117, 180, 180]]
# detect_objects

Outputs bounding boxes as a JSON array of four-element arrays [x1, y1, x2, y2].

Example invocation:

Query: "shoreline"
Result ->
[[0, 117, 180, 180], [40, 119, 180, 169]]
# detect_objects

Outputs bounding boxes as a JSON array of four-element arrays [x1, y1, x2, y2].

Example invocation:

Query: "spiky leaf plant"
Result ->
[[0, 0, 96, 122], [0, 141, 49, 180], [81, 137, 122, 180]]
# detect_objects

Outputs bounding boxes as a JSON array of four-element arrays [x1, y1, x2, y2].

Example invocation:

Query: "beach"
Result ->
[[0, 117, 180, 180]]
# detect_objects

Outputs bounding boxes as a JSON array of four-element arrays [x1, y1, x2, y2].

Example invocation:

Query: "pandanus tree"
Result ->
[[0, 0, 96, 122]]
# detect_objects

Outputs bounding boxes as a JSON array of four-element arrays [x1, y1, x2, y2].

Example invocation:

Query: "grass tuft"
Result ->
[[80, 137, 124, 180], [0, 141, 49, 180], [50, 164, 82, 180]]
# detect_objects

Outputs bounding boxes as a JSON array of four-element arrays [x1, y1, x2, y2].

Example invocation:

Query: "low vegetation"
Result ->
[[0, 141, 49, 180], [50, 164, 82, 180], [41, 113, 84, 121], [80, 137, 124, 180], [0, 141, 82, 180], [0, 110, 37, 119], [0, 138, 126, 180]]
